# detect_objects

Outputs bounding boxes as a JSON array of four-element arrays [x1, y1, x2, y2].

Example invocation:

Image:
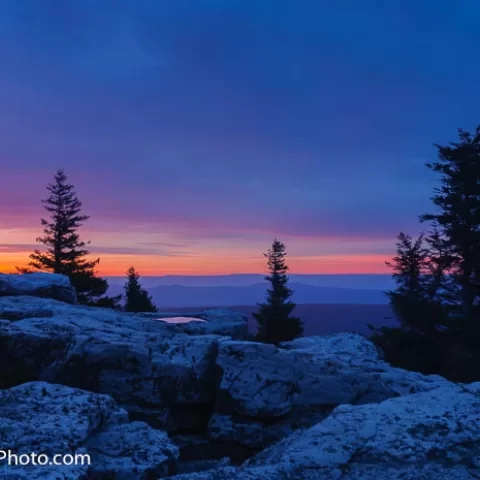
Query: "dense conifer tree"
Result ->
[[25, 169, 119, 306], [253, 239, 303, 344], [124, 266, 157, 313], [383, 232, 448, 335], [421, 127, 480, 320], [372, 126, 480, 381], [369, 233, 447, 374]]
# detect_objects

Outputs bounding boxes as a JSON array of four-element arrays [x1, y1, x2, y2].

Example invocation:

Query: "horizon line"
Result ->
[[102, 272, 392, 277]]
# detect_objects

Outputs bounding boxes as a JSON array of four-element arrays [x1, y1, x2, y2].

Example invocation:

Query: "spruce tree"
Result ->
[[384, 232, 447, 335], [253, 239, 303, 344], [25, 169, 116, 306], [369, 233, 447, 374], [421, 127, 480, 320], [373, 126, 480, 381], [421, 127, 480, 380], [124, 266, 157, 313], [387, 233, 428, 303]]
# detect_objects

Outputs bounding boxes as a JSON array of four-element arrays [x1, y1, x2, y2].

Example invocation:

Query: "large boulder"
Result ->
[[0, 295, 241, 432], [207, 334, 449, 450], [0, 272, 77, 304], [0, 381, 179, 479], [166, 382, 480, 479]]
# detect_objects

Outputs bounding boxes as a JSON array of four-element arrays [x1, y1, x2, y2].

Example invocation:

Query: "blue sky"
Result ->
[[1, 1, 479, 274]]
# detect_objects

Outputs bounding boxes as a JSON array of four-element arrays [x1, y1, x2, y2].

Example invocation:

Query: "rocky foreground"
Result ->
[[1, 272, 480, 479]]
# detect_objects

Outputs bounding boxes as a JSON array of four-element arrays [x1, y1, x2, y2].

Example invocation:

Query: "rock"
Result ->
[[0, 295, 240, 432], [0, 273, 77, 305], [141, 308, 249, 340], [280, 332, 384, 363], [50, 332, 222, 432], [2, 284, 474, 476], [166, 382, 480, 479], [87, 421, 179, 478], [245, 381, 480, 479], [207, 334, 449, 449], [172, 434, 217, 462], [0, 295, 248, 340], [175, 457, 232, 475], [0, 381, 179, 479]]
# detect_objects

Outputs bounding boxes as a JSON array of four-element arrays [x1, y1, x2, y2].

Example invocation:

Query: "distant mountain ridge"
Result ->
[[106, 274, 393, 289], [107, 280, 389, 308]]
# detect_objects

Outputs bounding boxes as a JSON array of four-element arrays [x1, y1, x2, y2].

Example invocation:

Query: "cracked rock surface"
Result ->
[[1, 273, 479, 479], [168, 382, 480, 479], [0, 381, 179, 479]]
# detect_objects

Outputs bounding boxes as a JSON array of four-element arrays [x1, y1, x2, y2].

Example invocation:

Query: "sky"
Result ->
[[1, 1, 480, 276]]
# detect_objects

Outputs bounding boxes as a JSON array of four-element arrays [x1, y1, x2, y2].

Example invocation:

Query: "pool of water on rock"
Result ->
[[156, 316, 207, 324]]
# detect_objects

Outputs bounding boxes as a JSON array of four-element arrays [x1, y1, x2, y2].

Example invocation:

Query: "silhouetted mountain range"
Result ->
[[158, 303, 395, 336], [107, 274, 394, 290], [107, 281, 388, 308]]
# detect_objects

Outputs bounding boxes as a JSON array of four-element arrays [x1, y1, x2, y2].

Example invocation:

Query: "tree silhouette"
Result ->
[[253, 238, 303, 344], [373, 126, 480, 382], [124, 266, 157, 313], [421, 127, 480, 320], [25, 169, 118, 306]]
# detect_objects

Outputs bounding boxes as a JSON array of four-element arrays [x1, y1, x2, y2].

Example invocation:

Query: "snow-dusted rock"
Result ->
[[0, 381, 179, 479], [0, 272, 77, 305], [207, 334, 449, 449], [166, 382, 480, 479]]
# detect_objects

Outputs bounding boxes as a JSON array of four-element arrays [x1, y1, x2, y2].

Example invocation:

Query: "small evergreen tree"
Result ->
[[24, 169, 117, 306], [384, 232, 447, 335], [253, 239, 303, 344], [369, 233, 448, 374], [387, 233, 428, 302], [124, 266, 157, 313]]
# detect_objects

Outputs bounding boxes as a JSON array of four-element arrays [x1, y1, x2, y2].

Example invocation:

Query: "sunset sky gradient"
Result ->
[[1, 1, 480, 275]]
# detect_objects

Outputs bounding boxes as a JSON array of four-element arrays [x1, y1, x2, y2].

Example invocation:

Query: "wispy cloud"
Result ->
[[0, 1, 478, 273]]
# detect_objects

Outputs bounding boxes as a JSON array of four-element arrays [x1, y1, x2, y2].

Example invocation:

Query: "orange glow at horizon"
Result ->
[[0, 252, 391, 276]]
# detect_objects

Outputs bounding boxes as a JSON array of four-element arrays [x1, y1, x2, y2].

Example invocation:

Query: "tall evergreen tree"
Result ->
[[372, 126, 480, 382], [421, 127, 480, 380], [25, 169, 117, 306], [124, 266, 157, 313], [253, 239, 303, 344], [420, 127, 480, 320]]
